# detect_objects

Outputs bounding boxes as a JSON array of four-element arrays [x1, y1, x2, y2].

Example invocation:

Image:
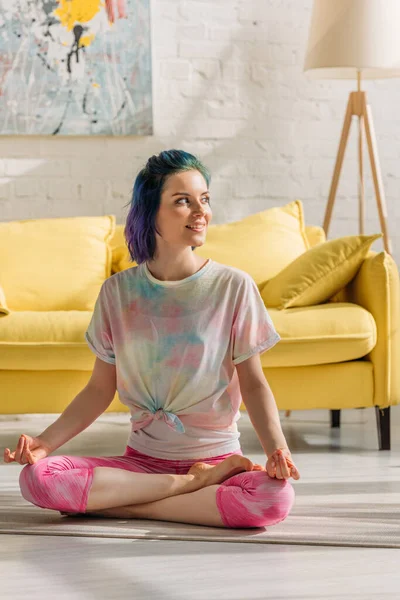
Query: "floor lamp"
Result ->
[[303, 0, 400, 255], [285, 0, 400, 423]]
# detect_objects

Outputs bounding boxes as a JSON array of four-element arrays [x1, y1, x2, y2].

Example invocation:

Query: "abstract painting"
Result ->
[[0, 0, 152, 135]]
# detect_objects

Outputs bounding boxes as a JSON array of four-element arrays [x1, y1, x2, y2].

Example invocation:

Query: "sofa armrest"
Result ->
[[346, 251, 400, 408]]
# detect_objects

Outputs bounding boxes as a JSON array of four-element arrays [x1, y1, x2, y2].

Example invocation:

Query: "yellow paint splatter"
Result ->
[[79, 34, 95, 47], [54, 0, 105, 31]]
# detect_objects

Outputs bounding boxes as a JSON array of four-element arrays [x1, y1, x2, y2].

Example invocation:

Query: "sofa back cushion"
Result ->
[[195, 200, 310, 288], [0, 215, 115, 311], [110, 224, 136, 273], [0, 284, 9, 317], [305, 225, 326, 248]]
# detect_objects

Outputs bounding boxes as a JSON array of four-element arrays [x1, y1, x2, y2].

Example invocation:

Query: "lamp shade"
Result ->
[[304, 0, 400, 79]]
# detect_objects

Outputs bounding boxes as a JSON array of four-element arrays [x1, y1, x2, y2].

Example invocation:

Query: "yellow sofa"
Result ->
[[0, 205, 398, 450]]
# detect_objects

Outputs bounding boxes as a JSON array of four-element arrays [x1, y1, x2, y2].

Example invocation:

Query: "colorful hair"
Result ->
[[124, 149, 211, 265]]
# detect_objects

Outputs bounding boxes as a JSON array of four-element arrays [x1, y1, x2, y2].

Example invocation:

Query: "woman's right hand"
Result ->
[[3, 434, 51, 465]]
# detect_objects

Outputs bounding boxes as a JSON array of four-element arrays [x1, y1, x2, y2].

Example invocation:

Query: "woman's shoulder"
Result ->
[[213, 261, 251, 286], [102, 265, 141, 291]]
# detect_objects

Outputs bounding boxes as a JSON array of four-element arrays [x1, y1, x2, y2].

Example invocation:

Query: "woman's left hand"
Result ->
[[266, 448, 300, 480]]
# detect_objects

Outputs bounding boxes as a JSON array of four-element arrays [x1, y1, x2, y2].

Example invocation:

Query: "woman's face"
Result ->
[[155, 169, 212, 249]]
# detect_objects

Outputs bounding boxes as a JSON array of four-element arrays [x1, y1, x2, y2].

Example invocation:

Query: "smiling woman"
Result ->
[[10, 148, 296, 532]]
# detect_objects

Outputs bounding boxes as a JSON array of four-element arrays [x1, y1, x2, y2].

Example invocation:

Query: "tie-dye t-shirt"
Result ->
[[85, 258, 281, 459]]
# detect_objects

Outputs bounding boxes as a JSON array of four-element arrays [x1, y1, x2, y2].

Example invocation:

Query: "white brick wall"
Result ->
[[1, 0, 399, 263]]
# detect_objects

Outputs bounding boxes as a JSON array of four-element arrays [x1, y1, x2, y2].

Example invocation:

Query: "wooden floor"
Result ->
[[1, 407, 400, 599]]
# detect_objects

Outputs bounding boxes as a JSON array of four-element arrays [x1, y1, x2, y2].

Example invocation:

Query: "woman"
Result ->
[[4, 150, 299, 529]]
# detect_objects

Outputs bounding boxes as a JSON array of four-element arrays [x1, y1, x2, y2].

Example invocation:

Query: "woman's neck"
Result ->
[[146, 256, 208, 281]]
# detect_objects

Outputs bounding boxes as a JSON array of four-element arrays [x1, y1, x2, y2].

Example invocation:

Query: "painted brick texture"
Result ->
[[0, 0, 399, 262]]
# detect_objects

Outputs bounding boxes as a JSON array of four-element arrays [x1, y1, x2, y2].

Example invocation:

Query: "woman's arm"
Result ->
[[241, 379, 288, 457], [242, 382, 300, 480], [38, 358, 116, 452], [236, 352, 301, 481]]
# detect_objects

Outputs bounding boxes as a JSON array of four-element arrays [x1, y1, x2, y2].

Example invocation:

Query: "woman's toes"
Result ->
[[251, 464, 266, 472], [188, 455, 257, 488], [187, 462, 212, 476]]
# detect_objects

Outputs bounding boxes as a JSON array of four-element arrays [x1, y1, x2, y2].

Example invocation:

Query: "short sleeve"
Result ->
[[232, 274, 281, 366], [85, 281, 116, 365]]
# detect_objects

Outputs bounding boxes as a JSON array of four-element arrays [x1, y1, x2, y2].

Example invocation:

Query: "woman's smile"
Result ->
[[186, 224, 206, 233]]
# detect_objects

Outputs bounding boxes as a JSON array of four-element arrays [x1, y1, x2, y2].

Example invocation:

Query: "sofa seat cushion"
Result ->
[[262, 302, 376, 367], [0, 302, 376, 371], [0, 311, 94, 370]]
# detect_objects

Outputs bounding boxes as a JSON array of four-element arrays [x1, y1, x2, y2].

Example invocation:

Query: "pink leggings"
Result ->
[[19, 446, 295, 529]]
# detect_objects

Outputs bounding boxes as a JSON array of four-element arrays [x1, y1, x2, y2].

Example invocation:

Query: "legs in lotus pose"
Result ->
[[19, 446, 295, 529]]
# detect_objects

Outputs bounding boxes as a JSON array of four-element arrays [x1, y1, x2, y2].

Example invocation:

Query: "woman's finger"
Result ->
[[272, 451, 282, 479], [14, 436, 25, 463], [282, 453, 300, 480], [279, 452, 291, 479], [4, 448, 15, 463], [273, 451, 283, 477], [20, 436, 27, 464], [20, 435, 32, 465], [27, 448, 36, 465], [275, 457, 283, 479], [267, 460, 276, 478], [290, 465, 301, 480], [20, 448, 29, 465], [13, 438, 22, 463]]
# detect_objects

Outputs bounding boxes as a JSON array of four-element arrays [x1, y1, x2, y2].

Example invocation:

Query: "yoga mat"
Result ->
[[2, 487, 400, 549]]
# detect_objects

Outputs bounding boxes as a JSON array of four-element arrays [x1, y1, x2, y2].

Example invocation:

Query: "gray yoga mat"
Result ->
[[1, 488, 399, 549]]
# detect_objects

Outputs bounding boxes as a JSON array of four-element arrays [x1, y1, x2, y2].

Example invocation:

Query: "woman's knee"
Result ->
[[19, 460, 51, 508], [259, 476, 295, 526], [19, 455, 88, 512], [216, 471, 295, 529]]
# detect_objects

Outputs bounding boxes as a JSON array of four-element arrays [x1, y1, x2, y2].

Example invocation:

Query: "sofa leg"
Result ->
[[376, 407, 391, 451], [330, 410, 341, 428]]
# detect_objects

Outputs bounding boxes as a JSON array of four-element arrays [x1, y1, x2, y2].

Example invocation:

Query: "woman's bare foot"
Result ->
[[251, 464, 266, 472], [188, 455, 254, 487]]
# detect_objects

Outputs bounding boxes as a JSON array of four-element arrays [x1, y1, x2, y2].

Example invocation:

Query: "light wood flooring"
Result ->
[[1, 407, 400, 599]]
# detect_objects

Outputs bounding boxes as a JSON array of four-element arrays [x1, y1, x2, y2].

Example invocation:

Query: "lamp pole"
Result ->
[[322, 82, 392, 255], [357, 70, 365, 235]]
